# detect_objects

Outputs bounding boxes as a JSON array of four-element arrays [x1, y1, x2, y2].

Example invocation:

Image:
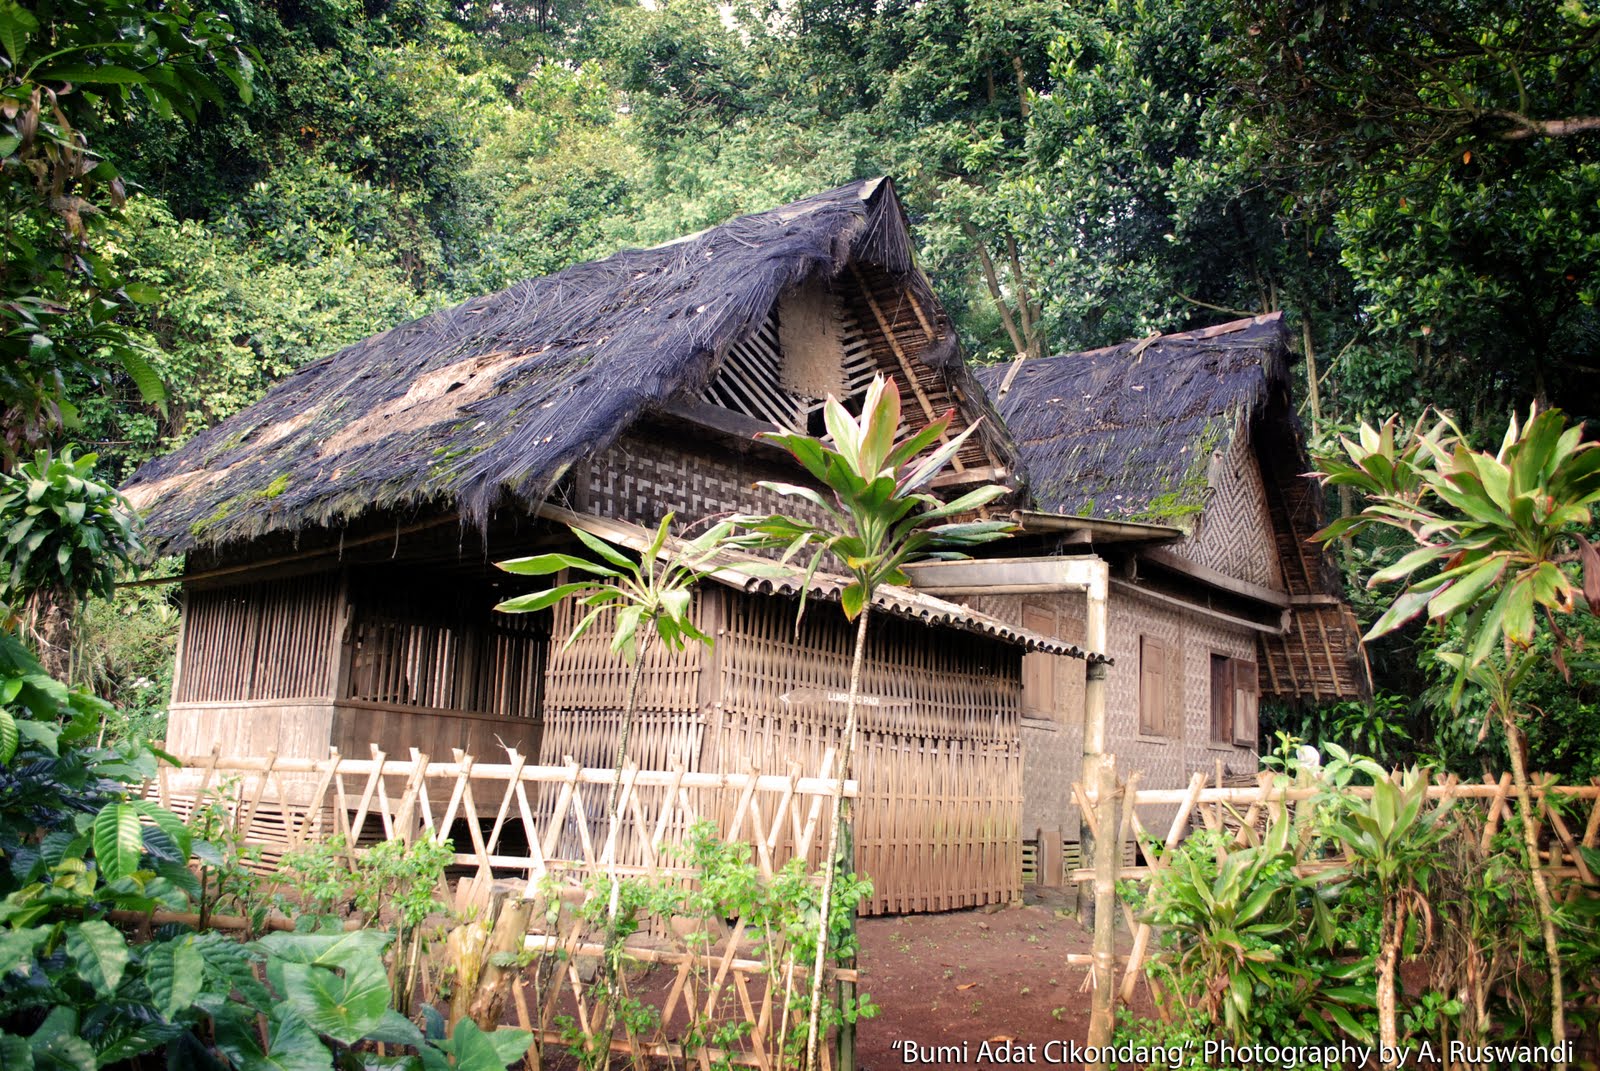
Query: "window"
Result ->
[[1210, 654, 1260, 748], [1139, 635, 1169, 736], [1022, 604, 1061, 722]]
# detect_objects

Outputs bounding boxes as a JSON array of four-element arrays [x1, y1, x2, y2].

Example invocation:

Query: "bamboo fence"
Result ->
[[1071, 758, 1600, 1047], [147, 747, 861, 1071]]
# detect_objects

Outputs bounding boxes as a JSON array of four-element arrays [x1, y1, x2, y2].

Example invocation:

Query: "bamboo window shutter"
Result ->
[[1021, 604, 1060, 722], [1209, 653, 1233, 745], [1139, 635, 1168, 737]]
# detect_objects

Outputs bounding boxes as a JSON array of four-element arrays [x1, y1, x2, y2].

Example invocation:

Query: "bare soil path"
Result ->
[[854, 888, 1154, 1071]]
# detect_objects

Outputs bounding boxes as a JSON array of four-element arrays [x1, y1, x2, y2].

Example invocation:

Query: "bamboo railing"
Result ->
[[148, 747, 860, 1071]]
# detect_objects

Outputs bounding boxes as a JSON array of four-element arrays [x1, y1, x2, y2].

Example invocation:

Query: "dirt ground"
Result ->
[[855, 886, 1153, 1071]]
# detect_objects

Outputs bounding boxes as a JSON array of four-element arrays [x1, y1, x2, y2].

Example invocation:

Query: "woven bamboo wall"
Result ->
[[1169, 423, 1283, 590], [578, 433, 835, 533]]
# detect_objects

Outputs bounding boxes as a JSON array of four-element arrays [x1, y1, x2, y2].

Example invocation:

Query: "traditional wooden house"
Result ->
[[908, 314, 1369, 877], [123, 178, 1087, 914]]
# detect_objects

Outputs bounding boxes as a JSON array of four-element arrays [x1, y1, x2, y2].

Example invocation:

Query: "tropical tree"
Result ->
[[733, 375, 1014, 1070], [1315, 406, 1600, 1062], [0, 447, 140, 678], [493, 513, 731, 816], [0, 0, 254, 458]]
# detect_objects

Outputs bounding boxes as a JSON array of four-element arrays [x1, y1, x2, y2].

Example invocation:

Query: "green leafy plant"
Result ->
[[732, 374, 1013, 1069], [1139, 818, 1373, 1047], [494, 512, 731, 816], [280, 833, 454, 1013], [1316, 405, 1600, 1061], [1319, 756, 1455, 1061], [545, 821, 874, 1071]]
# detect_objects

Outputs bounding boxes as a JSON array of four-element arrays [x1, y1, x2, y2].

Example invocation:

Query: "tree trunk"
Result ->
[[961, 219, 1028, 359], [1376, 900, 1401, 1067], [1301, 314, 1323, 429], [804, 603, 871, 1071], [607, 647, 650, 818], [1504, 715, 1566, 1067], [25, 588, 73, 681]]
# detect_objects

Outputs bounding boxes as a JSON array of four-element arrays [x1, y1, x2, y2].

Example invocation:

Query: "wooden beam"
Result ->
[[1109, 578, 1287, 635], [1140, 547, 1291, 608]]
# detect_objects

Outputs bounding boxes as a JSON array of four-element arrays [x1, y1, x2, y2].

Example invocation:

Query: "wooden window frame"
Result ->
[[1210, 652, 1259, 749], [1232, 658, 1260, 749], [1139, 634, 1170, 738]]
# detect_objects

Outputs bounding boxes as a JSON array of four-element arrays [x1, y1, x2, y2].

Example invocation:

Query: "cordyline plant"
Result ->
[[494, 514, 732, 817], [733, 375, 1014, 1071], [1314, 406, 1600, 1064]]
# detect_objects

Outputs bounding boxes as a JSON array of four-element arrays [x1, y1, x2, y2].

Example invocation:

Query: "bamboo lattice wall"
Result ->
[[709, 588, 1024, 914], [538, 584, 1026, 915]]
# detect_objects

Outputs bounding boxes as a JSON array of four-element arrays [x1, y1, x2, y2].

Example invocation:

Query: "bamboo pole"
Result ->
[[1086, 756, 1119, 1063]]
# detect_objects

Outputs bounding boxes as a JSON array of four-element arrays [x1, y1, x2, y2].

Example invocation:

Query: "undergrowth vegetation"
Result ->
[[1117, 743, 1600, 1066]]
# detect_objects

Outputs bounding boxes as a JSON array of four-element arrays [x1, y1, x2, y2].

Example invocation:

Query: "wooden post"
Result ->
[[1086, 757, 1119, 1062], [1077, 562, 1110, 918]]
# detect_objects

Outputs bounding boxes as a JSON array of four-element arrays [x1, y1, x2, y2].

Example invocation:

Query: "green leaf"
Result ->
[[93, 803, 143, 881], [255, 929, 392, 970], [66, 920, 130, 998], [280, 958, 391, 1044], [444, 1020, 533, 1071], [218, 1007, 333, 1071], [0, 707, 17, 764], [495, 553, 617, 578], [839, 582, 867, 620], [0, 927, 44, 976], [493, 582, 594, 614], [27, 1008, 93, 1071], [0, 1, 38, 64], [0, 1031, 32, 1071], [568, 527, 635, 570], [121, 281, 161, 305], [129, 800, 192, 861], [145, 936, 205, 1018], [362, 1010, 425, 1048]]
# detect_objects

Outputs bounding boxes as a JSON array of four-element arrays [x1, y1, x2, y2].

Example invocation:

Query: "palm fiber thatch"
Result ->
[[974, 314, 1293, 524], [980, 314, 1370, 700], [125, 178, 1006, 554]]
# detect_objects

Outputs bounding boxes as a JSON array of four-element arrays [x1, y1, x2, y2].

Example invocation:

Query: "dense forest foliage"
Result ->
[[2, 0, 1597, 769]]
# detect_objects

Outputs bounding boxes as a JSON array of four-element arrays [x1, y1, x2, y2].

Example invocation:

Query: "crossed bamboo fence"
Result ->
[[147, 746, 860, 1071], [1070, 758, 1600, 1047]]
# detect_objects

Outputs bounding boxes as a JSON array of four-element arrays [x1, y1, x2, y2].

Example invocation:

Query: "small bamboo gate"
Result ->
[[1071, 758, 1600, 1057], [147, 746, 860, 1071]]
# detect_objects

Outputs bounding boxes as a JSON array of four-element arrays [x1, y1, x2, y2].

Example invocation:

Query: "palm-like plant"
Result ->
[[1315, 405, 1600, 1063], [733, 375, 1014, 1070], [494, 513, 732, 816]]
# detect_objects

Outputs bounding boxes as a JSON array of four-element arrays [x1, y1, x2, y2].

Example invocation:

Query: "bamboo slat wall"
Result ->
[[344, 577, 545, 718], [148, 749, 858, 1071], [175, 573, 341, 702], [710, 589, 1024, 914]]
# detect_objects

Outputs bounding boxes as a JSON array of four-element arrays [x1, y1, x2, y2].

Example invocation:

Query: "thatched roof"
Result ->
[[974, 315, 1292, 524], [126, 178, 1007, 554]]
